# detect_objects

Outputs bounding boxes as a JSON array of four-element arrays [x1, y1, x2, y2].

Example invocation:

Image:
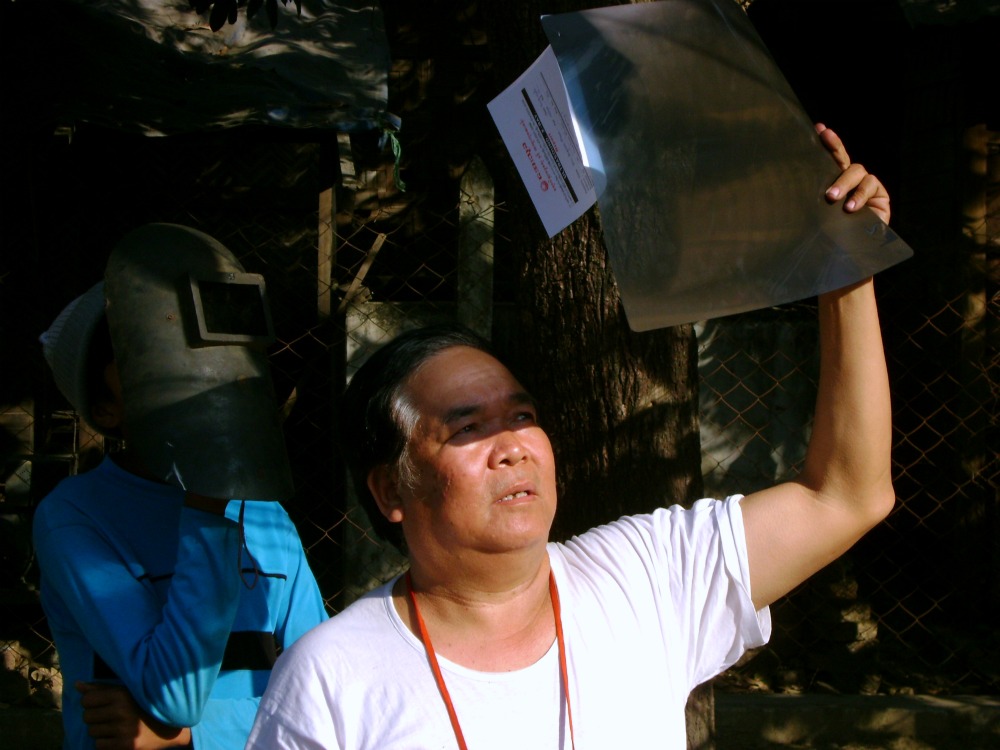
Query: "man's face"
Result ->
[[91, 361, 126, 436], [377, 345, 558, 563]]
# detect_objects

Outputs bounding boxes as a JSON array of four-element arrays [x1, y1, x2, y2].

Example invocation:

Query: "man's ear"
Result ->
[[368, 465, 405, 523]]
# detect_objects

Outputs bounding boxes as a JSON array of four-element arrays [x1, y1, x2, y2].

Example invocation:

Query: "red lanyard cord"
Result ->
[[550, 571, 577, 747], [406, 571, 576, 750]]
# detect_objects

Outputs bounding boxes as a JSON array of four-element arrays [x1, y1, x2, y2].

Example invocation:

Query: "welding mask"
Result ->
[[104, 223, 293, 501]]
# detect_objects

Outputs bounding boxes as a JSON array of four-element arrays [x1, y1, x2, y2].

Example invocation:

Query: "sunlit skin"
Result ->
[[371, 346, 558, 573], [367, 346, 561, 669], [740, 123, 896, 610]]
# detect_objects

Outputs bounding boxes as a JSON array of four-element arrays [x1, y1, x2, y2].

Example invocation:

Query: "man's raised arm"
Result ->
[[740, 125, 897, 610]]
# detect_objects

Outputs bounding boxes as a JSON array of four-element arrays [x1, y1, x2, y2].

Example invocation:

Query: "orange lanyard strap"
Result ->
[[406, 571, 576, 750], [407, 571, 469, 750], [549, 570, 576, 748]]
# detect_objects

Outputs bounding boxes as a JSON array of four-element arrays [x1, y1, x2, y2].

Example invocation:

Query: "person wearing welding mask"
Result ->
[[35, 224, 328, 749]]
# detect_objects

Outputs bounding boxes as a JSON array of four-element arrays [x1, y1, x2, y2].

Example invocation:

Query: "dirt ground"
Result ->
[[715, 693, 1000, 750]]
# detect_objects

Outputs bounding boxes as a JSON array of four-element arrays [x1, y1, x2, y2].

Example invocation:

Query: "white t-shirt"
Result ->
[[246, 496, 770, 749]]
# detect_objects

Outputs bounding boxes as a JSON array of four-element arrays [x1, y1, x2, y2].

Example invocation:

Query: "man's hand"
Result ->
[[77, 681, 192, 750], [817, 122, 891, 225]]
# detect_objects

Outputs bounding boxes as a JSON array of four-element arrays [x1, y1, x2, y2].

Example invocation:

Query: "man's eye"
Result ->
[[515, 411, 536, 423], [454, 423, 477, 437]]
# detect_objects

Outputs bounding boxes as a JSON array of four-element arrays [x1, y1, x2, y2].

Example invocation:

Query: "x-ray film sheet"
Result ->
[[537, 0, 912, 331]]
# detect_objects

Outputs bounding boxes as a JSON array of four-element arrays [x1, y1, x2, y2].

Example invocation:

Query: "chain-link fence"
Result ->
[[3, 118, 996, 719], [699, 266, 999, 697], [0, 101, 517, 710], [2, 0, 997, 733]]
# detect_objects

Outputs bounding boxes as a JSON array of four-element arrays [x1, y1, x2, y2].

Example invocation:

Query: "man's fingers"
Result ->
[[825, 163, 868, 202], [87, 719, 142, 750], [816, 123, 851, 170], [845, 174, 880, 208], [77, 682, 125, 709], [75, 680, 102, 698], [83, 702, 130, 727], [853, 177, 891, 223], [79, 690, 114, 709], [86, 718, 117, 738], [824, 169, 891, 224]]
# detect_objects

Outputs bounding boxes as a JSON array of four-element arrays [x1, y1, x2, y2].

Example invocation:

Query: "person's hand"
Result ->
[[816, 123, 891, 225], [77, 681, 192, 749]]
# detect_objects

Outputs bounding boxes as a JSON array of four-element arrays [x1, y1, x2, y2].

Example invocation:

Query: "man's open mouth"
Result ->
[[499, 490, 530, 502]]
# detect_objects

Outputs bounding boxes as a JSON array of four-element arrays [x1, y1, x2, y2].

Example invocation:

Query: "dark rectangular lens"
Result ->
[[198, 280, 270, 337]]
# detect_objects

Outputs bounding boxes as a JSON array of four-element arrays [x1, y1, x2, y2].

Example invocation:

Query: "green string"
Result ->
[[386, 129, 407, 192]]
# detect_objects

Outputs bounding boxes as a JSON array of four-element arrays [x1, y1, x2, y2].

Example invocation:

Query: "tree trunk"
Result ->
[[480, 2, 712, 747]]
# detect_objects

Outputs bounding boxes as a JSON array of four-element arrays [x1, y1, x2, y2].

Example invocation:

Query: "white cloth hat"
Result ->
[[39, 282, 107, 431]]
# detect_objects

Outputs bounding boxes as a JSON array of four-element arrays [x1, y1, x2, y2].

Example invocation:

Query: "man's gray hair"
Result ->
[[338, 323, 497, 553]]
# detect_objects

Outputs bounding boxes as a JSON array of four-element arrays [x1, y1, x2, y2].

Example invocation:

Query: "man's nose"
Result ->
[[488, 431, 527, 469]]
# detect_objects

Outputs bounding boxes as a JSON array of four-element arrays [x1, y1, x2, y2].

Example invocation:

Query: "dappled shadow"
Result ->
[[5, 0, 389, 136]]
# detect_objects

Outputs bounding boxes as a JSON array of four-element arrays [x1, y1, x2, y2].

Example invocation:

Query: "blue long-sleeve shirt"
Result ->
[[33, 456, 329, 749]]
